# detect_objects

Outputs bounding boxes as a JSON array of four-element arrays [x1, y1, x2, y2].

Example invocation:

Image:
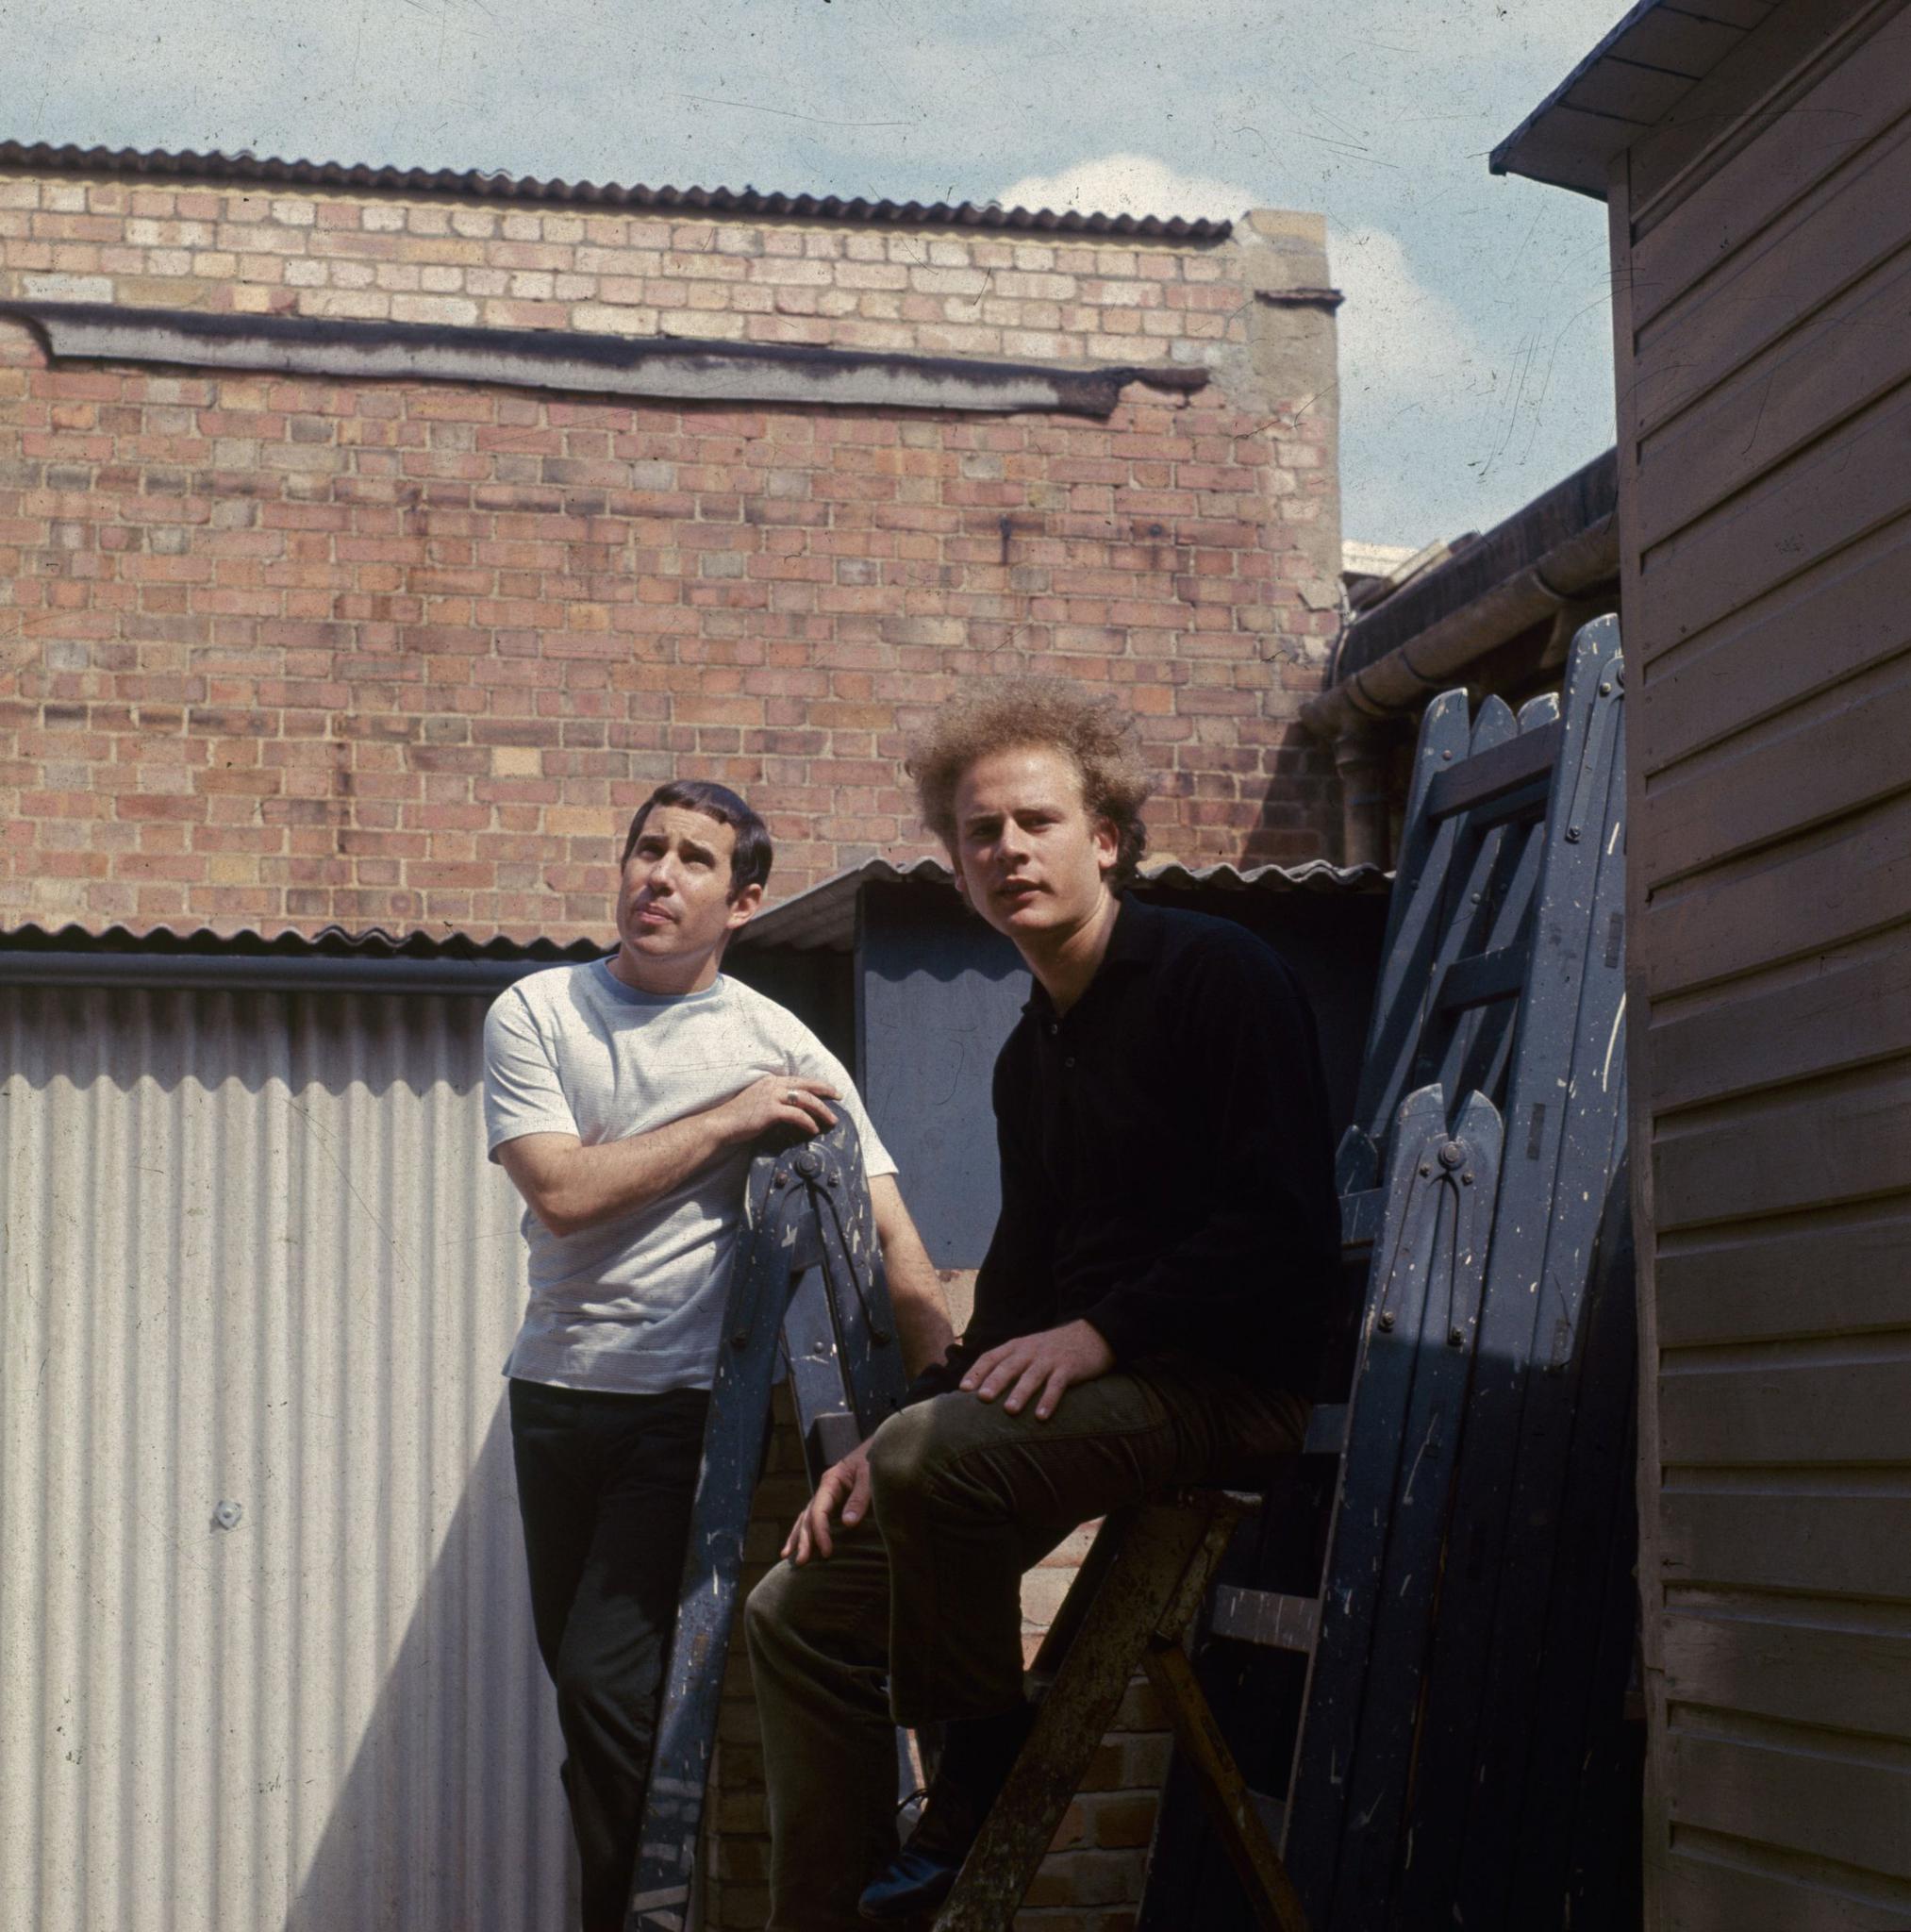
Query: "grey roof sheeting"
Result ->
[[0, 921, 608, 994], [9, 299, 1205, 420], [1490, 1, 1775, 199], [0, 141, 1233, 241], [733, 855, 1388, 955]]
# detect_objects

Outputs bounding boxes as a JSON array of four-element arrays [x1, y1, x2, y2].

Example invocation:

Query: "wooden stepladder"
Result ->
[[1140, 620, 1637, 1931], [937, 1489, 1312, 1932], [625, 1113, 907, 1932]]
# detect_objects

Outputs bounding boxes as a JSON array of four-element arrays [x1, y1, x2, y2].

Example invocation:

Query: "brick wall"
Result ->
[[4, 173, 1282, 364], [0, 168, 1344, 937]]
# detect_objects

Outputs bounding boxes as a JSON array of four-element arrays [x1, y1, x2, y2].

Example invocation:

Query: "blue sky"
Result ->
[[8, 0, 1622, 546]]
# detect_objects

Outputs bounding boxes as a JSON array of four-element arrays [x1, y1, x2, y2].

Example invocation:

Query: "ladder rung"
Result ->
[[1303, 1402, 1347, 1458], [1340, 1187, 1385, 1251], [1435, 945, 1527, 1012], [1209, 1585, 1319, 1655], [808, 1410, 861, 1468], [1255, 1790, 1288, 1851], [1423, 717, 1562, 821], [1462, 773, 1552, 831]]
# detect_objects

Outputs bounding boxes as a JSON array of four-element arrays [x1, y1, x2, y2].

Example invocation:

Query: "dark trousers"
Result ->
[[508, 1375, 710, 1932], [745, 1357, 1308, 1931]]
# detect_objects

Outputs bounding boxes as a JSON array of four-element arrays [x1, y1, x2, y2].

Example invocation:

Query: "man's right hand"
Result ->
[[716, 1074, 839, 1144], [496, 1076, 841, 1241], [782, 1441, 872, 1565]]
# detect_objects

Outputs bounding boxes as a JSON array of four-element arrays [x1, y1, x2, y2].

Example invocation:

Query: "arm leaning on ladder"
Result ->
[[496, 1074, 842, 1237]]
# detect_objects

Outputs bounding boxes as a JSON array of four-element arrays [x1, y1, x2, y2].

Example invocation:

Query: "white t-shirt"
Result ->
[[483, 959, 897, 1394]]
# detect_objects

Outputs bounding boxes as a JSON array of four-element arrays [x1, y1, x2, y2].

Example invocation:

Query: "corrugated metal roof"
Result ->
[[0, 922, 611, 993], [0, 980, 572, 1929], [0, 920, 605, 960], [1490, 1, 1776, 199], [733, 855, 1388, 955], [0, 141, 1233, 240]]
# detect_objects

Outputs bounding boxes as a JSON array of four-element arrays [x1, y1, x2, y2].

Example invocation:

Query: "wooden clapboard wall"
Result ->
[[1606, 2, 1911, 1924]]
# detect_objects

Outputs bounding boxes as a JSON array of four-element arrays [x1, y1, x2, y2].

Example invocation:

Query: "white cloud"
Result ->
[[996, 153, 1256, 225], [1333, 224, 1491, 415], [996, 155, 1513, 542], [996, 156, 1491, 420]]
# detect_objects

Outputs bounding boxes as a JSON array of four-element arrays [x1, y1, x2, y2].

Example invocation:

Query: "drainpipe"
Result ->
[[1304, 513, 1619, 864], [1332, 726, 1395, 872], [1304, 514, 1618, 741]]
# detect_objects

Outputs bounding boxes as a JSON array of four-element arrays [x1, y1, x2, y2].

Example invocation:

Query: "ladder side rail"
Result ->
[[778, 1122, 907, 1482], [1288, 1091, 1504, 1931], [809, 1120, 911, 1439], [1286, 1095, 1451, 1907], [1439, 1071, 1629, 1932], [1505, 1148, 1641, 1928], [1444, 650, 1633, 1931], [628, 1145, 818, 1931], [1366, 689, 1471, 994], [1401, 697, 1516, 1110], [628, 1116, 895, 1932], [1343, 691, 1472, 1179], [1384, 622, 1628, 1929], [1140, 1637, 1313, 1932], [1430, 695, 1561, 1123], [1559, 1392, 1646, 1932], [1322, 1103, 1509, 1932]]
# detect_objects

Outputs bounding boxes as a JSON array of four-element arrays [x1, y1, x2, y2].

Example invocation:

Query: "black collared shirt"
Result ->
[[914, 894, 1340, 1402]]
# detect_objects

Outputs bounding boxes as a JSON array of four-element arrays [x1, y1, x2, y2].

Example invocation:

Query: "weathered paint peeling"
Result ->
[[3, 299, 1209, 421]]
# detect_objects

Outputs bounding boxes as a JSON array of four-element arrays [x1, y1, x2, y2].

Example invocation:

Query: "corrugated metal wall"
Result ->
[[0, 983, 575, 1931], [1607, 2, 1911, 1924]]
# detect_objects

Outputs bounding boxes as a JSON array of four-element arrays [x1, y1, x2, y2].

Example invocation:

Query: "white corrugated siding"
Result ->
[[0, 982, 574, 1931]]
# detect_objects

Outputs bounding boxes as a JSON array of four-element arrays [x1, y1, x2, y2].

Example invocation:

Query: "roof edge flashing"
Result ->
[[7, 299, 1209, 420], [1491, 0, 1754, 200]]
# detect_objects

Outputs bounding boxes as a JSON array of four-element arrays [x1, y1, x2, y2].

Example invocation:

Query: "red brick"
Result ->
[[3, 300, 1331, 958]]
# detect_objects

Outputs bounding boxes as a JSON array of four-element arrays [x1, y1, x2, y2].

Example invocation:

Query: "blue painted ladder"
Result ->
[[624, 1113, 908, 1932]]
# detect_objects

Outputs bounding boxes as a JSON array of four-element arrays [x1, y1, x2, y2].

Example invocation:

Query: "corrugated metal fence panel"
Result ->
[[0, 984, 574, 1932]]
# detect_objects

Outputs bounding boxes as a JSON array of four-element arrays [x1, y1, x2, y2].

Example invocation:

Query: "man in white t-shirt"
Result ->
[[483, 778, 955, 1932]]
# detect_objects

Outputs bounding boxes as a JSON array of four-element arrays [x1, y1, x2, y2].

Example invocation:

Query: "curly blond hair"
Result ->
[[906, 676, 1153, 887]]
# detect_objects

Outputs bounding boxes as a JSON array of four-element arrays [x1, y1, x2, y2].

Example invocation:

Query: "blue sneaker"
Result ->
[[856, 1840, 965, 1921]]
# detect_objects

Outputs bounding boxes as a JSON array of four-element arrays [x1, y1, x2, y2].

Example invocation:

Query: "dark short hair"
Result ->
[[622, 780, 773, 898]]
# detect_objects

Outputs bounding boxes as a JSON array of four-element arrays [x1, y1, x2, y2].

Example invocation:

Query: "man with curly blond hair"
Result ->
[[746, 677, 1341, 1927]]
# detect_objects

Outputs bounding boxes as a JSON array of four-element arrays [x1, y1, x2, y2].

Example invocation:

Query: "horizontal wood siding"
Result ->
[[1614, 2, 1911, 1924]]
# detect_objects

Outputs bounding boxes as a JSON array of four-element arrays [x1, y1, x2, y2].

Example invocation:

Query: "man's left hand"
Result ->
[[782, 1441, 872, 1565], [959, 1318, 1114, 1420]]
